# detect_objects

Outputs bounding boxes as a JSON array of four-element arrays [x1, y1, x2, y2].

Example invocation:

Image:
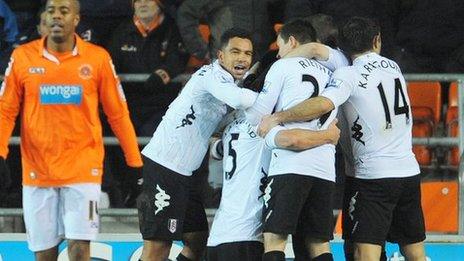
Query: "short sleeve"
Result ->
[[320, 68, 354, 107]]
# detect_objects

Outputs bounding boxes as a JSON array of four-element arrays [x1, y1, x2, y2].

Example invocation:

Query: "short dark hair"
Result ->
[[219, 28, 253, 50], [279, 18, 317, 45], [339, 17, 380, 55], [308, 14, 338, 48], [46, 0, 81, 13]]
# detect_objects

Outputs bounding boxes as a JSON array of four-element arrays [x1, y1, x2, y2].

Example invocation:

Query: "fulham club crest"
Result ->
[[168, 219, 177, 233]]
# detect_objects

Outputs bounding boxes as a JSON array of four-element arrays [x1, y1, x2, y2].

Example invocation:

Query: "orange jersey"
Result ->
[[0, 35, 143, 186]]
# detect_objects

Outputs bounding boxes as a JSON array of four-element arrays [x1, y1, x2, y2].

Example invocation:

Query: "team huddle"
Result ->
[[138, 16, 426, 261], [0, 0, 426, 261]]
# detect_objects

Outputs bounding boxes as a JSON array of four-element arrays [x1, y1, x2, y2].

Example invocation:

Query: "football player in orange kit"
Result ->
[[0, 0, 143, 260]]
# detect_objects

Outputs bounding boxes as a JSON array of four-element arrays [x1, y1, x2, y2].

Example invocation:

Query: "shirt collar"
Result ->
[[352, 51, 379, 65], [39, 34, 83, 64]]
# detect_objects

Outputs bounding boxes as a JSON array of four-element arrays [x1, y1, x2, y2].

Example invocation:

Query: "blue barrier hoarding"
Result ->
[[0, 238, 462, 260]]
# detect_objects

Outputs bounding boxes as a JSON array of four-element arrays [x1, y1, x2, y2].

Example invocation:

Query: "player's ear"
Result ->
[[217, 49, 224, 63], [74, 14, 80, 27], [373, 33, 381, 53], [289, 35, 298, 48]]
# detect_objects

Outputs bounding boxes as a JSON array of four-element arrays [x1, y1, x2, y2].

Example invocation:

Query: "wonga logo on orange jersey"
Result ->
[[40, 84, 82, 105]]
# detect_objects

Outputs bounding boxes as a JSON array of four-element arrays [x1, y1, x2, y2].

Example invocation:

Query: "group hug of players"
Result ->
[[137, 16, 426, 261]]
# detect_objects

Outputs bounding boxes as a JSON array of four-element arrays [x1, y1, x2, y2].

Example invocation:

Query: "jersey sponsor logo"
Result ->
[[78, 64, 93, 80], [39, 84, 82, 105], [351, 116, 365, 145], [154, 184, 170, 215], [28, 67, 45, 74], [168, 218, 177, 233], [176, 105, 196, 129]]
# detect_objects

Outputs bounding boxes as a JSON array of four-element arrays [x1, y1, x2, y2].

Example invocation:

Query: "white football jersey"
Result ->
[[319, 47, 350, 72], [321, 52, 420, 179], [246, 57, 337, 181], [208, 115, 271, 246], [142, 61, 258, 176]]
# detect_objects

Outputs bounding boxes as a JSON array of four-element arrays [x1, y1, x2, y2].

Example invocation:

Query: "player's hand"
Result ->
[[326, 118, 340, 145], [258, 114, 280, 137], [0, 157, 12, 190], [125, 166, 143, 207]]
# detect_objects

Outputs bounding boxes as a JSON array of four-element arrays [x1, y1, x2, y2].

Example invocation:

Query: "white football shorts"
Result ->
[[23, 183, 101, 251]]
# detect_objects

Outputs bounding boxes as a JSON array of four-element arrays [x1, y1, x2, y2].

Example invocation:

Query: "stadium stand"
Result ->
[[447, 82, 459, 166], [185, 24, 210, 71], [408, 81, 442, 166]]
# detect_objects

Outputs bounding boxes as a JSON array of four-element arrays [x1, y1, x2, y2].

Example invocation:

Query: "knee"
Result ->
[[183, 231, 208, 256], [67, 240, 90, 259], [400, 244, 426, 261], [353, 244, 381, 261], [264, 232, 288, 252], [305, 238, 331, 258], [143, 240, 172, 260]]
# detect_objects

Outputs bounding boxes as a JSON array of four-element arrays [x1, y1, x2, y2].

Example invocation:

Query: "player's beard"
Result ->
[[50, 35, 66, 44]]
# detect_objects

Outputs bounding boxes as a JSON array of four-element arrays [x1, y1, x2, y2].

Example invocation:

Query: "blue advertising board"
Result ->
[[0, 237, 463, 260]]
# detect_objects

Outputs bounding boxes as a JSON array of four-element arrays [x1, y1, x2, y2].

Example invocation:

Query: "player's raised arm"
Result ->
[[204, 68, 258, 110]]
